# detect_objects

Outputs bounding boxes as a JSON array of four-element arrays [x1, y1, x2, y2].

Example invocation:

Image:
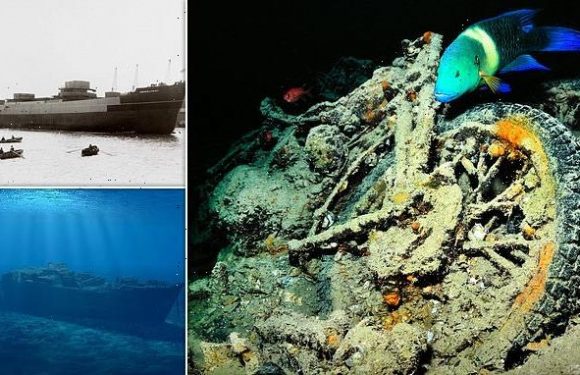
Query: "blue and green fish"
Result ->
[[434, 9, 580, 102]]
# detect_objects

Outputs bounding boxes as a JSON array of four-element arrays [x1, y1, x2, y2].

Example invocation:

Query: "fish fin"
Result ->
[[481, 74, 501, 93], [539, 26, 580, 52], [496, 81, 512, 94], [488, 9, 538, 33], [499, 54, 550, 74], [481, 74, 511, 94]]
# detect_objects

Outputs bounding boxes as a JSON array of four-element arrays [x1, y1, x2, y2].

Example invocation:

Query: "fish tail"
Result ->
[[538, 26, 580, 52]]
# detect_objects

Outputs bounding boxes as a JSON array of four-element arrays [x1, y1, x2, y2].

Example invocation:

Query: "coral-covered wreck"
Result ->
[[190, 31, 580, 374]]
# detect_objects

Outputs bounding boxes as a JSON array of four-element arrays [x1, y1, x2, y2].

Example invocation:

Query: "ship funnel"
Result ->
[[59, 81, 97, 100]]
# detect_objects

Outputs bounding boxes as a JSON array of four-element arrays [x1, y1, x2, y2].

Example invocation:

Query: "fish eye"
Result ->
[[474, 55, 480, 66], [455, 70, 460, 78]]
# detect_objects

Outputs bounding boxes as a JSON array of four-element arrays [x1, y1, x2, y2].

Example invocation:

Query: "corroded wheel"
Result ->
[[190, 31, 580, 373], [432, 103, 580, 371]]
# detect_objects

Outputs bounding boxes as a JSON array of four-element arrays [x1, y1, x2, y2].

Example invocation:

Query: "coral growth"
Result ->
[[304, 124, 348, 175], [191, 29, 580, 375]]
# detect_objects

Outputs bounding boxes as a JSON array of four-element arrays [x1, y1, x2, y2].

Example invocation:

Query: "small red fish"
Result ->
[[283, 87, 311, 103]]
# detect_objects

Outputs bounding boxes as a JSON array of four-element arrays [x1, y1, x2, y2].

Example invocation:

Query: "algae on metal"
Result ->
[[190, 31, 580, 375]]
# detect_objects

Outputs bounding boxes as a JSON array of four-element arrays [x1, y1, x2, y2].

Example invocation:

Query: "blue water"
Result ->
[[0, 189, 185, 375]]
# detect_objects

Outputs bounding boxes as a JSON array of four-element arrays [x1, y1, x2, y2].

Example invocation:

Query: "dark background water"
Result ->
[[190, 0, 580, 181], [189, 0, 580, 272]]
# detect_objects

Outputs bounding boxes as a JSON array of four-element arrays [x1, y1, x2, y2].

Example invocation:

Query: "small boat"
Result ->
[[0, 149, 23, 160], [82, 144, 99, 157], [0, 136, 22, 143]]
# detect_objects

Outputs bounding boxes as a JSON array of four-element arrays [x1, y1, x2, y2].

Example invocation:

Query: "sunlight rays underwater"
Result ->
[[0, 188, 185, 375], [0, 189, 184, 282]]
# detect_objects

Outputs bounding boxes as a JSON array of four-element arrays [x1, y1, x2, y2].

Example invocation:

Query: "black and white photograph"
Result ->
[[0, 0, 186, 186]]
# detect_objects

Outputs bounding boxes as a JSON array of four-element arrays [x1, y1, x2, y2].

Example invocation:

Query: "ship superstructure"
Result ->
[[0, 80, 185, 134], [0, 263, 183, 324]]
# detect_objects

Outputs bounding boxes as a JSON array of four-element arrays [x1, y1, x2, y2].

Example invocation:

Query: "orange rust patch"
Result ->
[[326, 333, 341, 349], [487, 142, 506, 158], [410, 221, 421, 233], [513, 242, 556, 313], [362, 100, 387, 124], [494, 116, 555, 201], [495, 117, 533, 147], [362, 109, 376, 124], [522, 223, 536, 240], [382, 310, 410, 330], [507, 149, 525, 161], [381, 80, 390, 91], [422, 31, 433, 44], [525, 338, 550, 352], [383, 291, 401, 307]]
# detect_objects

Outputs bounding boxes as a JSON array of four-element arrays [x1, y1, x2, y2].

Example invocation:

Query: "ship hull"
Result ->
[[0, 100, 182, 134], [0, 281, 183, 324], [0, 82, 185, 134]]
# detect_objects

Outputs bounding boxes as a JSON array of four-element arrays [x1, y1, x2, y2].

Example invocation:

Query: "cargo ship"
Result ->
[[0, 263, 183, 325], [0, 80, 185, 134]]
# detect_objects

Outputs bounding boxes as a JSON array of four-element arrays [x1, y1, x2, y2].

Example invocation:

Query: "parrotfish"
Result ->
[[434, 9, 580, 102]]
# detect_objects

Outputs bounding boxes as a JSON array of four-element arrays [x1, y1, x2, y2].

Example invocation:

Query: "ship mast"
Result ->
[[165, 59, 172, 84], [132, 64, 139, 91], [111, 66, 118, 92]]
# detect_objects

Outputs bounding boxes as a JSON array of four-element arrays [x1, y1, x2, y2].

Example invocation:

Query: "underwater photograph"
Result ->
[[190, 0, 580, 374], [0, 189, 185, 375]]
